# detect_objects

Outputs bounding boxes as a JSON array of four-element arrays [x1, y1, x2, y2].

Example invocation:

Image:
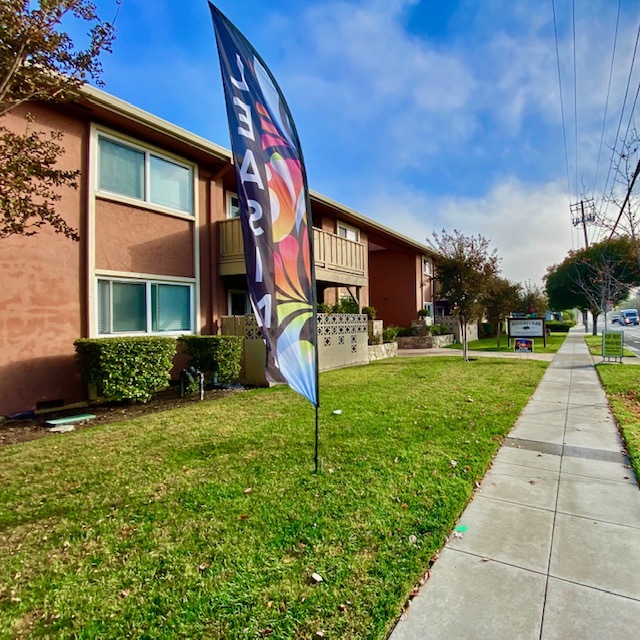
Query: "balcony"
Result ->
[[218, 218, 367, 286]]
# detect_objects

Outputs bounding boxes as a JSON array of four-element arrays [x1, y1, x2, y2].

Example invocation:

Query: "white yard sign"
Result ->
[[508, 318, 545, 338]]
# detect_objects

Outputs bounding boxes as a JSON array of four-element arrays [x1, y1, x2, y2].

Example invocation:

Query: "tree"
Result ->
[[430, 229, 500, 361], [544, 237, 640, 334], [482, 276, 521, 349], [0, 0, 115, 240], [517, 281, 548, 317]]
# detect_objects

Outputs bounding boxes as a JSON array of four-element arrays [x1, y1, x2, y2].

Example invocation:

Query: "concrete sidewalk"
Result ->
[[390, 328, 640, 639]]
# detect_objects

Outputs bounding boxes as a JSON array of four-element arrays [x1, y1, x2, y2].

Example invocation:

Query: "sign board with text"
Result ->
[[602, 330, 624, 359], [508, 318, 545, 338]]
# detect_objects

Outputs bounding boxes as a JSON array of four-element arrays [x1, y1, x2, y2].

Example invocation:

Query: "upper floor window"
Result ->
[[97, 277, 193, 335], [227, 192, 240, 219], [423, 257, 433, 276], [337, 222, 359, 242], [97, 134, 194, 215]]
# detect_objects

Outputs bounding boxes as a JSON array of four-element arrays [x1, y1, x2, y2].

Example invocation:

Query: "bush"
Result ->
[[546, 321, 574, 333], [431, 324, 449, 336], [383, 325, 402, 342], [418, 308, 431, 318], [362, 306, 377, 320], [179, 335, 243, 385], [317, 302, 333, 314], [333, 297, 359, 314], [396, 327, 414, 337], [75, 337, 177, 402], [479, 322, 495, 339]]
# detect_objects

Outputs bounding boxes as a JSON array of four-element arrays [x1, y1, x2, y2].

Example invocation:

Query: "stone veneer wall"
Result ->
[[367, 341, 398, 361], [396, 334, 454, 349]]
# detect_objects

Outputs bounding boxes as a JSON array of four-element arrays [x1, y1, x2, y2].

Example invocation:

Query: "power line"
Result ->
[[592, 0, 622, 202], [552, 0, 573, 203], [572, 0, 579, 195], [600, 19, 640, 215]]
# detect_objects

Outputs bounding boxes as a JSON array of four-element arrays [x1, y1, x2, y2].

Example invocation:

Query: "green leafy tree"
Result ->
[[517, 281, 548, 317], [482, 276, 521, 349], [430, 229, 500, 361], [0, 0, 116, 240], [545, 237, 640, 334]]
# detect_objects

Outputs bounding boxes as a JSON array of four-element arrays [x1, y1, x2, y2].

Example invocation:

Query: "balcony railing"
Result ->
[[219, 218, 367, 285]]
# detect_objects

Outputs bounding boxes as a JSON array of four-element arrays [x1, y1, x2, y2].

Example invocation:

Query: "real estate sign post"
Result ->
[[602, 330, 624, 361]]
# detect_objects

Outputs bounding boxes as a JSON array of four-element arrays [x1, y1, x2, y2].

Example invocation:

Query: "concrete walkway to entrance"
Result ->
[[390, 328, 640, 639]]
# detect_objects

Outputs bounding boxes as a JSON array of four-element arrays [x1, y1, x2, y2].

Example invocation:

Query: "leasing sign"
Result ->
[[508, 318, 545, 338], [602, 330, 624, 358]]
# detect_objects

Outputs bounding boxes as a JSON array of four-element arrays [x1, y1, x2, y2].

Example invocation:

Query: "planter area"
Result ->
[[397, 334, 454, 349]]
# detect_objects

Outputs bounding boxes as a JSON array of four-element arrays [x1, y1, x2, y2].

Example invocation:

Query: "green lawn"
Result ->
[[446, 332, 568, 354], [596, 363, 640, 481], [0, 357, 548, 639]]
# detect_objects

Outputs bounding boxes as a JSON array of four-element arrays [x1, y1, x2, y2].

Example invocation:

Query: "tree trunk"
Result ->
[[461, 315, 468, 362], [496, 321, 502, 350], [592, 311, 599, 336]]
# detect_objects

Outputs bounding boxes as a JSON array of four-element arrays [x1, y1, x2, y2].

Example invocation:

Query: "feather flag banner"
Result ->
[[209, 2, 319, 408]]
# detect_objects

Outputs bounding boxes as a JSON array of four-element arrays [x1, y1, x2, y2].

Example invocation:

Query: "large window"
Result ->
[[97, 278, 193, 335], [97, 134, 194, 215]]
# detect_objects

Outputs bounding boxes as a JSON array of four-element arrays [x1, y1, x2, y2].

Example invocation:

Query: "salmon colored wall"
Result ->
[[369, 250, 419, 328], [95, 200, 194, 277], [0, 104, 87, 415]]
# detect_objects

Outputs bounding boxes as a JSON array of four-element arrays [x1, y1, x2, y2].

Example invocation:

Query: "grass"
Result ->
[[446, 331, 568, 354], [583, 334, 636, 358], [0, 357, 548, 639], [595, 362, 640, 481]]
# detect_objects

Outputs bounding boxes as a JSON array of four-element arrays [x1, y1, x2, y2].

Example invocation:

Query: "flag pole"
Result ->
[[314, 404, 319, 474]]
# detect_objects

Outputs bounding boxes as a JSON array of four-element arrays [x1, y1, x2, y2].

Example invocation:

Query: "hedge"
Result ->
[[74, 337, 177, 402], [546, 321, 575, 333], [178, 335, 243, 385]]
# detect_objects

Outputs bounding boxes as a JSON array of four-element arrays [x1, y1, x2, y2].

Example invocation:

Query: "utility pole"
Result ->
[[570, 199, 595, 331], [570, 199, 595, 248]]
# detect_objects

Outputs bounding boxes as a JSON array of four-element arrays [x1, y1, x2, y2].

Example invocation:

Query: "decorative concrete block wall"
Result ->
[[221, 313, 369, 385]]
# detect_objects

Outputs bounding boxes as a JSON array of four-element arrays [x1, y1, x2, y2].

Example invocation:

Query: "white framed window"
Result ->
[[337, 222, 359, 242], [227, 192, 240, 219], [423, 257, 432, 276], [97, 133, 194, 215], [97, 277, 194, 335]]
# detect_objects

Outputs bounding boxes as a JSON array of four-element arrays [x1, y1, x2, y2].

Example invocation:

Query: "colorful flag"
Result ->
[[209, 3, 318, 407]]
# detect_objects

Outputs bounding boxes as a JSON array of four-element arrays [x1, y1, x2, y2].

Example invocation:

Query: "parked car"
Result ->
[[611, 314, 621, 324], [620, 309, 639, 325]]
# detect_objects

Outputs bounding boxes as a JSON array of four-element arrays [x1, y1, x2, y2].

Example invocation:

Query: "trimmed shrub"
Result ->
[[179, 335, 243, 385], [75, 337, 177, 402], [546, 321, 574, 333], [317, 303, 333, 314]]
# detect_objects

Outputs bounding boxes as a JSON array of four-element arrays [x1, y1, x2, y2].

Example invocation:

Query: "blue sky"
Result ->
[[79, 0, 640, 284]]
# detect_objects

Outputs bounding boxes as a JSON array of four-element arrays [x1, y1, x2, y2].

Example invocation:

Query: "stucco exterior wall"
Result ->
[[0, 104, 87, 415], [369, 249, 418, 328], [95, 200, 195, 277]]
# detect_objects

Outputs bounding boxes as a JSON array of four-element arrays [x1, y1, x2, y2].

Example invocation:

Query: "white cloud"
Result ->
[[363, 178, 575, 286]]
